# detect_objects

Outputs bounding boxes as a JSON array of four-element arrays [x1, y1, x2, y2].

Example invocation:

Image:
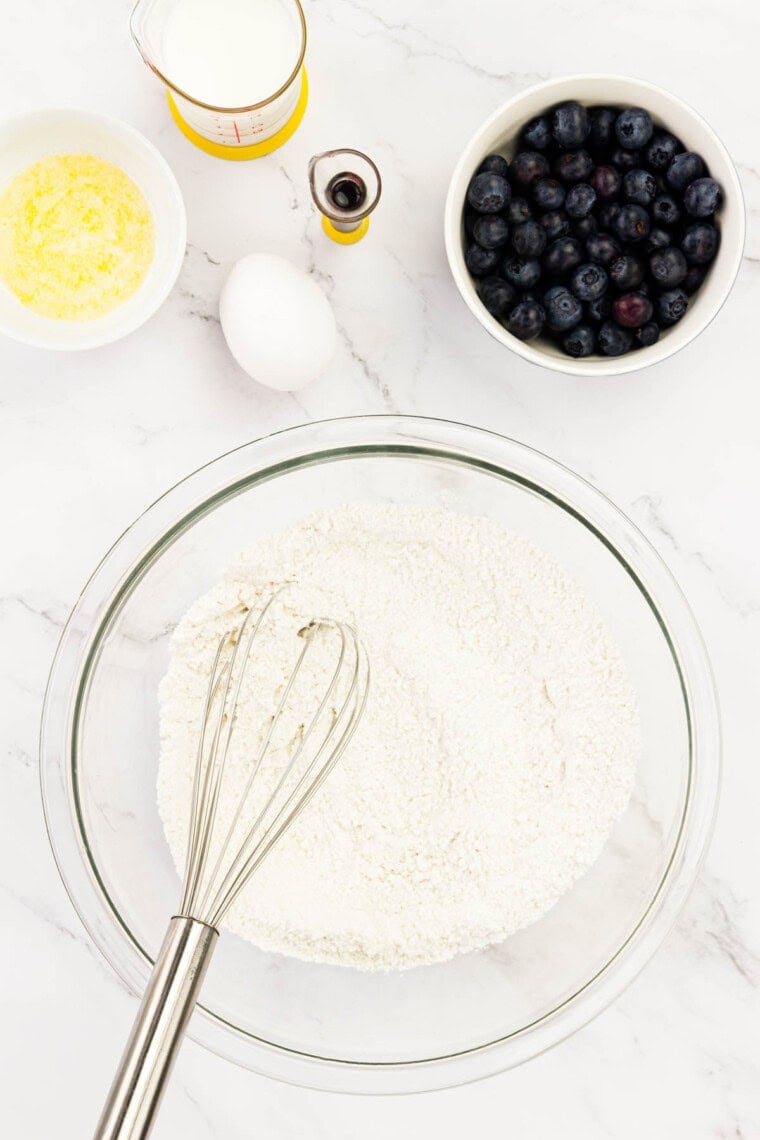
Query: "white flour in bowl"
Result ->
[[158, 502, 640, 970]]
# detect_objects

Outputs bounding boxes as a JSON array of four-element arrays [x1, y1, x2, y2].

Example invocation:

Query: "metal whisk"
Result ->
[[95, 593, 369, 1140]]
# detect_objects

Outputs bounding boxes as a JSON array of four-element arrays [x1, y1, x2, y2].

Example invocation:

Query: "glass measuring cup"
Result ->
[[130, 0, 308, 159], [308, 149, 382, 243]]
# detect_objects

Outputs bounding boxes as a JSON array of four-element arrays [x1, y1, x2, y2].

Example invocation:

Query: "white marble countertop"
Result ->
[[2, 0, 759, 1136]]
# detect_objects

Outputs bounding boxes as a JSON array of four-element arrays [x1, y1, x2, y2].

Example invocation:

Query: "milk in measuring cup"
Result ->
[[163, 0, 301, 107], [154, 0, 306, 148]]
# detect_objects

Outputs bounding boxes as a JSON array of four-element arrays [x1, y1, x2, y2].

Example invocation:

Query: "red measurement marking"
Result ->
[[232, 120, 241, 143]]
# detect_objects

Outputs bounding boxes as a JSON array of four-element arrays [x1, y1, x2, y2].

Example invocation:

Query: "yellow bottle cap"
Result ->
[[321, 214, 370, 244]]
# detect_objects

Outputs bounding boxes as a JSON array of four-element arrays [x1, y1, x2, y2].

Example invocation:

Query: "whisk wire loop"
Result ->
[[206, 621, 369, 926], [179, 596, 276, 915], [178, 635, 228, 916], [177, 596, 369, 928], [194, 614, 316, 920]]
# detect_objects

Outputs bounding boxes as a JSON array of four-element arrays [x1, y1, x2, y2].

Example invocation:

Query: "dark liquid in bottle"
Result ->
[[327, 172, 367, 212]]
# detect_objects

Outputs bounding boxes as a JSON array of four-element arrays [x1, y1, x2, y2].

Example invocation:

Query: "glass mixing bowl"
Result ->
[[40, 416, 720, 1093]]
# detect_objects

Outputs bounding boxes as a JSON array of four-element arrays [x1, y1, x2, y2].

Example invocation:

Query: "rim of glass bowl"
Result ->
[[40, 415, 721, 1094]]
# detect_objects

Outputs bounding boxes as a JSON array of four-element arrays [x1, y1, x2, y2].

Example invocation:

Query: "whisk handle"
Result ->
[[93, 916, 218, 1140]]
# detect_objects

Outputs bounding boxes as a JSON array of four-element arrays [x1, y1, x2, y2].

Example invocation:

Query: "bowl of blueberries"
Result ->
[[444, 74, 745, 375]]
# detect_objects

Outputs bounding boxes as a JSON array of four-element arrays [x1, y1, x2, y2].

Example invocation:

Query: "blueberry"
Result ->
[[478, 275, 517, 318], [570, 262, 608, 301], [507, 196, 533, 224], [552, 101, 590, 149], [652, 194, 681, 227], [511, 220, 547, 257], [473, 215, 510, 249], [586, 295, 612, 323], [681, 222, 720, 265], [597, 320, 634, 356], [682, 264, 707, 294], [614, 204, 651, 244], [510, 151, 551, 188], [561, 324, 596, 357], [502, 255, 543, 290], [615, 107, 654, 150], [634, 321, 660, 348], [467, 172, 511, 213], [657, 287, 689, 325], [650, 246, 688, 288], [609, 254, 644, 290], [613, 291, 653, 328], [610, 146, 641, 172], [622, 168, 657, 207], [565, 183, 596, 218], [586, 232, 622, 266], [573, 215, 598, 239], [533, 177, 566, 210], [645, 132, 680, 171], [465, 243, 500, 276], [590, 106, 617, 149], [543, 284, 583, 331], [684, 177, 723, 217], [507, 300, 545, 341], [597, 202, 621, 231], [666, 152, 706, 192], [478, 154, 510, 179], [540, 210, 571, 241], [554, 150, 594, 183], [644, 226, 672, 253], [521, 115, 553, 151], [543, 236, 583, 276], [591, 164, 622, 199]]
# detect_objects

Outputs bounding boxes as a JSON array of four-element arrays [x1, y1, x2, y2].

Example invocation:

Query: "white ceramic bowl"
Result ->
[[0, 109, 186, 350], [444, 75, 745, 377]]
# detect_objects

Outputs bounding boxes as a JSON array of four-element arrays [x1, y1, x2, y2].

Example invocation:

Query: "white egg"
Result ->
[[219, 253, 337, 391]]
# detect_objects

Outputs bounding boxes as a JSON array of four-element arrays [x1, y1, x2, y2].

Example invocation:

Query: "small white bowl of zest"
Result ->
[[444, 75, 745, 377], [0, 109, 186, 350]]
